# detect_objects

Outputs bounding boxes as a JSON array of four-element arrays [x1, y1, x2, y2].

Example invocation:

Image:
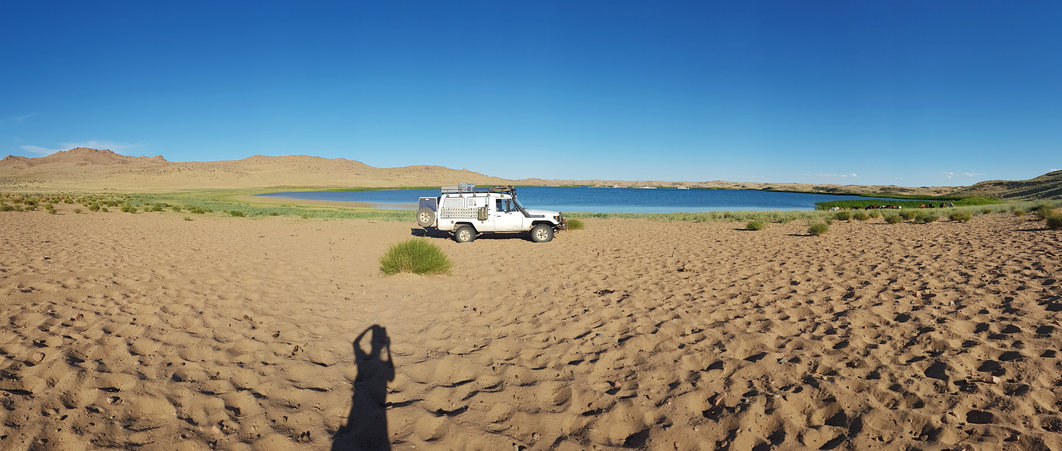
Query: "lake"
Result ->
[[255, 187, 894, 213]]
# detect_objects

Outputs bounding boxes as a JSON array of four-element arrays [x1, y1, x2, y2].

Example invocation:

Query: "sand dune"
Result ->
[[1, 206, 1060, 449]]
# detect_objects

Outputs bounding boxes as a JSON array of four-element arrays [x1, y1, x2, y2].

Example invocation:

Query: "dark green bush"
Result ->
[[808, 222, 829, 236], [229, 210, 245, 217], [746, 220, 764, 231], [379, 239, 452, 275]]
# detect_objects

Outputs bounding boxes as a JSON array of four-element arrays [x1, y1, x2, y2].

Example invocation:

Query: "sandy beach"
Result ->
[[2, 206, 1060, 450]]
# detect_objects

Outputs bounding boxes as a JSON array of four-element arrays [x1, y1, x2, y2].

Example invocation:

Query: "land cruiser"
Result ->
[[417, 184, 567, 243]]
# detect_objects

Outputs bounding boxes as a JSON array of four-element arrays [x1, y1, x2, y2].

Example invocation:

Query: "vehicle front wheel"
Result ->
[[530, 224, 554, 243], [454, 225, 476, 243], [417, 208, 436, 227]]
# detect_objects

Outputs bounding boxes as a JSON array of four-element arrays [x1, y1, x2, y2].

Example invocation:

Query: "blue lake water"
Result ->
[[256, 187, 895, 213]]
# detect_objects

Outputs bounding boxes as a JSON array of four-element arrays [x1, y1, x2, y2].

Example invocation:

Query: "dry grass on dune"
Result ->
[[0, 206, 1060, 450]]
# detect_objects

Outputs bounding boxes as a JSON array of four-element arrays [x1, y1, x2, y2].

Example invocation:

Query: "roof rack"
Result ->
[[440, 184, 516, 195]]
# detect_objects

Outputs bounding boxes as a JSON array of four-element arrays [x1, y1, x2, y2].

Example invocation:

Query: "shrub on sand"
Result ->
[[1046, 215, 1062, 230], [981, 208, 993, 215], [1013, 209, 1025, 217], [184, 216, 193, 221], [884, 214, 902, 224], [852, 211, 870, 221], [900, 210, 918, 221], [918, 213, 940, 223], [567, 218, 585, 230], [808, 222, 829, 236], [746, 220, 764, 231], [949, 211, 972, 223], [834, 211, 850, 221], [229, 210, 245, 217], [379, 239, 452, 275]]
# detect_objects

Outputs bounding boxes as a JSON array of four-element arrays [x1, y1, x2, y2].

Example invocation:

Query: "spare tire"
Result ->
[[417, 208, 436, 227]]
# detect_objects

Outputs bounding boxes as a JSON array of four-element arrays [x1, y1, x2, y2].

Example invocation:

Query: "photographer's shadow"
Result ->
[[332, 325, 394, 451]]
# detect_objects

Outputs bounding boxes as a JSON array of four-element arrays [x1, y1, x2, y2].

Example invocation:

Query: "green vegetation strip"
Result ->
[[816, 196, 998, 210], [0, 190, 1055, 228]]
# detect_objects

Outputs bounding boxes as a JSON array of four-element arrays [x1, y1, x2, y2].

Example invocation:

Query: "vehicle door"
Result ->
[[492, 196, 525, 231]]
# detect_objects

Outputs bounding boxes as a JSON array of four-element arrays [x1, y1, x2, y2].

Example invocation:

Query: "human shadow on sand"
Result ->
[[332, 325, 394, 451]]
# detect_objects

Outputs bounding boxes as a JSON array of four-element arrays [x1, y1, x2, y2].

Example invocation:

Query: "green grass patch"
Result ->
[[746, 220, 764, 231], [1013, 209, 1025, 217], [817, 196, 998, 210], [852, 211, 870, 221], [808, 222, 829, 236], [949, 211, 972, 223], [566, 218, 585, 230], [884, 214, 902, 224], [834, 211, 850, 221], [1047, 215, 1062, 230], [379, 239, 452, 275], [229, 210, 246, 217], [918, 213, 940, 223]]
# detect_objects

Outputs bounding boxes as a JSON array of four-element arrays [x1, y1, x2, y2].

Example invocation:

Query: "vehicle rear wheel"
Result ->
[[454, 225, 476, 243], [530, 224, 554, 243], [417, 208, 436, 227]]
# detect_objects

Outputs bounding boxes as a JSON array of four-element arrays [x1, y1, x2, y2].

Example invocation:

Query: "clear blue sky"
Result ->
[[1, 1, 1059, 186]]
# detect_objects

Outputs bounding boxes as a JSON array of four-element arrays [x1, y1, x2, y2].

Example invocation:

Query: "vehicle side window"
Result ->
[[495, 199, 504, 212]]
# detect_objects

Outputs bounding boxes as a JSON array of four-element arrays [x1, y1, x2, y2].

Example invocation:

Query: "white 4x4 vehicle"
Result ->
[[417, 184, 567, 243]]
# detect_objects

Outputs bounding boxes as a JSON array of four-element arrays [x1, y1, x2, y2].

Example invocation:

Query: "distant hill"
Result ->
[[954, 170, 1062, 199], [1, 148, 1058, 199], [0, 148, 508, 191]]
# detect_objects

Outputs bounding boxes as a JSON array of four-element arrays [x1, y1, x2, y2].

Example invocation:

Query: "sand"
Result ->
[[1, 206, 1060, 450]]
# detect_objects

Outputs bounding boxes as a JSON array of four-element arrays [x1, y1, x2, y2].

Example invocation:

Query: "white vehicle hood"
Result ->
[[524, 209, 559, 218]]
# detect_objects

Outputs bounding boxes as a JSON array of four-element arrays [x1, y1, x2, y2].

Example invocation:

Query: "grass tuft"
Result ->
[[1013, 209, 1025, 217], [379, 239, 452, 275], [1046, 215, 1062, 230], [184, 216, 193, 221], [746, 220, 764, 231], [884, 214, 902, 224], [918, 213, 940, 223], [808, 222, 829, 236], [566, 218, 585, 230], [900, 210, 918, 221], [852, 211, 870, 221], [834, 211, 850, 221], [949, 211, 972, 223], [229, 210, 246, 217]]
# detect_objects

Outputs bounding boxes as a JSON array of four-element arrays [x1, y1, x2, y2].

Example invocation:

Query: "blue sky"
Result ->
[[1, 1, 1059, 186]]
